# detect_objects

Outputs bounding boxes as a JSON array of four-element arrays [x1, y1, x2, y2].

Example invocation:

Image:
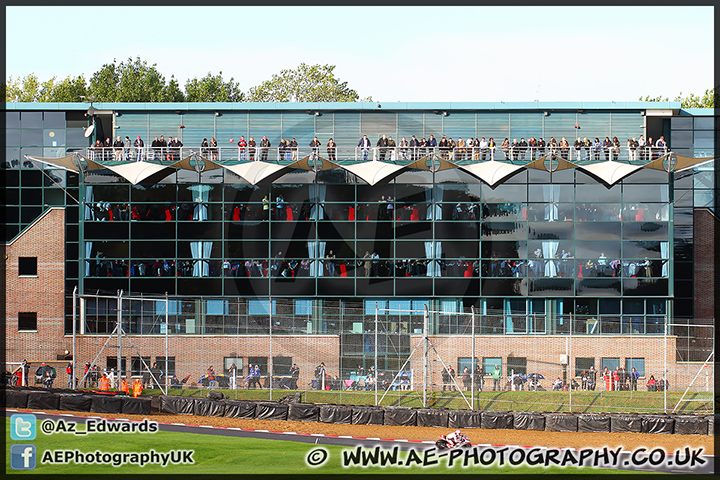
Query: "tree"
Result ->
[[88, 57, 169, 102], [185, 72, 243, 102], [47, 75, 88, 102], [161, 75, 186, 102], [5, 73, 41, 102], [246, 63, 367, 102], [639, 86, 718, 109]]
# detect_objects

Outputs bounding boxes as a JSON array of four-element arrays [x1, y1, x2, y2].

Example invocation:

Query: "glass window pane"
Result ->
[[6, 129, 20, 147], [6, 111, 20, 128], [625, 358, 645, 377], [693, 130, 714, 149], [670, 117, 693, 130], [693, 117, 714, 130], [21, 129, 43, 146], [43, 111, 65, 128], [44, 129, 66, 147], [21, 112, 42, 128], [670, 130, 692, 148]]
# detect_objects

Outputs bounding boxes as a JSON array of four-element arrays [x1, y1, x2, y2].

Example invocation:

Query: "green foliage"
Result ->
[[6, 58, 369, 103], [246, 63, 364, 102], [161, 75, 187, 102], [185, 72, 243, 102], [89, 57, 168, 102], [639, 86, 718, 108]]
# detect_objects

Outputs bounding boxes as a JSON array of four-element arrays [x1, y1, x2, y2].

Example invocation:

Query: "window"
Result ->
[[248, 299, 276, 316], [294, 299, 312, 316], [18, 256, 37, 276], [575, 357, 595, 377], [457, 357, 479, 374], [483, 357, 502, 375], [106, 357, 127, 376], [273, 356, 293, 376], [247, 356, 268, 375], [506, 356, 527, 375], [625, 358, 645, 377], [601, 357, 620, 371], [156, 356, 176, 376], [131, 356, 151, 376], [223, 357, 243, 376], [18, 312, 37, 331]]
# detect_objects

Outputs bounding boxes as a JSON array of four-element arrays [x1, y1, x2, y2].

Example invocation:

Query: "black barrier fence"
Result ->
[[577, 413, 611, 433], [319, 404, 352, 424], [417, 408, 449, 428], [222, 400, 256, 419], [3, 388, 712, 436], [545, 413, 579, 432], [513, 412, 545, 431], [448, 409, 482, 429], [288, 403, 320, 422]]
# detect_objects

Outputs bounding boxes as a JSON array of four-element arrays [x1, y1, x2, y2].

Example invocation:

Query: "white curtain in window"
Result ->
[[504, 299, 514, 334], [425, 185, 443, 220], [189, 185, 212, 221], [543, 185, 559, 221], [542, 240, 559, 277], [191, 241, 213, 277], [660, 241, 669, 277], [424, 241, 442, 277], [308, 241, 326, 276], [84, 186, 94, 220], [309, 183, 327, 220], [85, 241, 93, 276]]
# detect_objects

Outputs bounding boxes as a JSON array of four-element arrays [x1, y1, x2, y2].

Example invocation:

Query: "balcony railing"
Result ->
[[84, 145, 670, 165]]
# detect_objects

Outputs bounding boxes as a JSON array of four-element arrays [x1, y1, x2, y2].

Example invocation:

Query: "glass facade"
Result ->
[[3, 106, 716, 348]]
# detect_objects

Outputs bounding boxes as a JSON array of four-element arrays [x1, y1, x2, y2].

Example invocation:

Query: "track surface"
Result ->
[[6, 409, 714, 475]]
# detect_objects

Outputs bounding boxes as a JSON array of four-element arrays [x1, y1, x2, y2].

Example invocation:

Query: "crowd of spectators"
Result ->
[[85, 132, 669, 164]]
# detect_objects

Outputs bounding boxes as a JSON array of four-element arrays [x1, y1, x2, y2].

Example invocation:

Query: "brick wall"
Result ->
[[5, 208, 69, 363]]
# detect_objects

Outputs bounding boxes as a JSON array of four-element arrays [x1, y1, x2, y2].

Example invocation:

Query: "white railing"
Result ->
[[84, 145, 669, 164]]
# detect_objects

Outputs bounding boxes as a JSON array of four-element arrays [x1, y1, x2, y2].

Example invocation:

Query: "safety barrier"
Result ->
[[3, 387, 712, 435]]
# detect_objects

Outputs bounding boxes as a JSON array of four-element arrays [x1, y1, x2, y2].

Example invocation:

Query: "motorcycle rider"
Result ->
[[443, 429, 467, 448]]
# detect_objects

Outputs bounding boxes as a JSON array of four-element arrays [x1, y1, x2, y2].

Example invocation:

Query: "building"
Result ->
[[4, 101, 717, 391]]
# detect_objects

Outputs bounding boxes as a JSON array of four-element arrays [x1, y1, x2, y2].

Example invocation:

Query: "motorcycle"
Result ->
[[435, 434, 471, 450]]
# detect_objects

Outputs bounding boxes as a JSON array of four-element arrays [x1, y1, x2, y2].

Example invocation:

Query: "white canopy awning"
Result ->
[[221, 161, 291, 185], [458, 160, 525, 187], [103, 161, 174, 185], [577, 160, 644, 185], [340, 160, 407, 185]]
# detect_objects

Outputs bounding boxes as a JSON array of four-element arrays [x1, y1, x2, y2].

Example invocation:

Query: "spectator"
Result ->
[[325, 250, 336, 277], [229, 363, 237, 390], [377, 134, 389, 161], [387, 136, 397, 161], [612, 367, 620, 391], [66, 362, 74, 388], [259, 135, 271, 162], [314, 362, 326, 390], [492, 365, 501, 391], [646, 375, 656, 391], [588, 365, 597, 391], [237, 135, 247, 161], [113, 136, 124, 160], [248, 136, 256, 161], [603, 366, 612, 391], [358, 135, 371, 161], [290, 137, 298, 161], [629, 367, 639, 391], [134, 136, 145, 161], [209, 137, 218, 161], [309, 136, 321, 161], [612, 136, 621, 161], [207, 366, 217, 389], [201, 138, 209, 157], [326, 138, 337, 162], [132, 378, 143, 397], [501, 138, 510, 160], [462, 366, 471, 391], [289, 363, 300, 389]]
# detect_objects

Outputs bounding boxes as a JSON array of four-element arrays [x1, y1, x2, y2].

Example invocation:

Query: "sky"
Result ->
[[5, 6, 715, 103]]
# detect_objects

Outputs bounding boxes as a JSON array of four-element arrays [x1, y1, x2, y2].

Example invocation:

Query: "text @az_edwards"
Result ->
[[40, 418, 158, 435]]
